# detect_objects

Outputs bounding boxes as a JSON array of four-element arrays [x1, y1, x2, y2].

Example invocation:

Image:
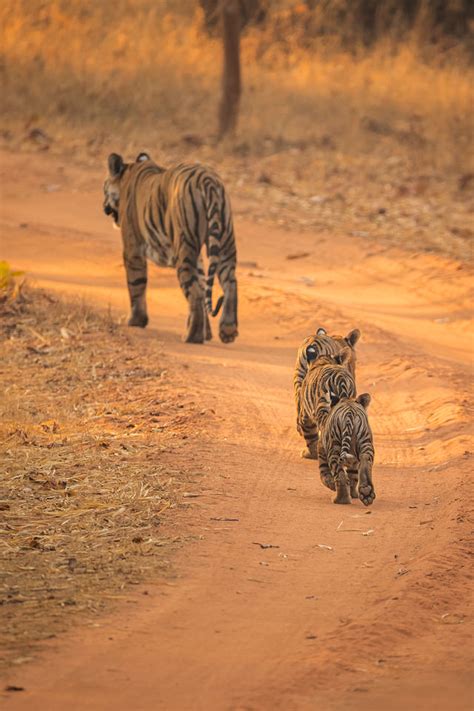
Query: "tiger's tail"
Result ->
[[339, 408, 355, 464], [204, 178, 224, 318]]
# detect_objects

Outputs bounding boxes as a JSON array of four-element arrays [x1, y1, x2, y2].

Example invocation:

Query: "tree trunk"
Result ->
[[199, 0, 267, 35], [218, 0, 241, 140]]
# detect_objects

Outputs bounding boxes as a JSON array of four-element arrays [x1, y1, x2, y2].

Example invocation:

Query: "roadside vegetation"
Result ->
[[0, 284, 204, 673], [1, 1, 472, 259]]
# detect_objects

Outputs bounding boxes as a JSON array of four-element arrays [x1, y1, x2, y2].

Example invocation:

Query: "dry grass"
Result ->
[[0, 286, 205, 674], [1, 1, 472, 259], [1, 1, 472, 171]]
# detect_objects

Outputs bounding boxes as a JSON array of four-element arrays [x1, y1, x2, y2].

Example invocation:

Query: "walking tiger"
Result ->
[[294, 327, 360, 457], [103, 152, 238, 344], [297, 347, 356, 459], [319, 393, 376, 507]]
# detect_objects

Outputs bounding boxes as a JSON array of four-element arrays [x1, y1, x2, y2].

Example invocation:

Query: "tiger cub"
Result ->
[[294, 327, 360, 450], [318, 393, 375, 507], [298, 347, 356, 460]]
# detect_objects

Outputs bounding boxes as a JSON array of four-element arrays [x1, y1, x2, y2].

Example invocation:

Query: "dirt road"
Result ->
[[1, 150, 473, 710]]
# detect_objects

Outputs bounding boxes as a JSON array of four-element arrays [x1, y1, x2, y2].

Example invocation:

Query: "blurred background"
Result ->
[[1, 0, 473, 258]]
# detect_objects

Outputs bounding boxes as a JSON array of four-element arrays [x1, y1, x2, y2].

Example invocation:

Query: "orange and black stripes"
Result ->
[[293, 328, 360, 457], [103, 152, 238, 344], [297, 349, 356, 458], [318, 394, 375, 506], [293, 327, 360, 410]]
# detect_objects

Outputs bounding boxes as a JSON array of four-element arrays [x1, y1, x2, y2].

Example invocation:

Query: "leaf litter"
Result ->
[[0, 286, 206, 673]]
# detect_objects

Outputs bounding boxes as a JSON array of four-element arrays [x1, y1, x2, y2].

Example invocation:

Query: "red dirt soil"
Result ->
[[1, 150, 473, 710]]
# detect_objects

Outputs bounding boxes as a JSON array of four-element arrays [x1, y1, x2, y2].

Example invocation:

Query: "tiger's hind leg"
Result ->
[[317, 445, 336, 491], [328, 451, 351, 504], [217, 260, 238, 344], [358, 454, 376, 506], [123, 246, 148, 328], [300, 416, 319, 460], [333, 465, 352, 505], [347, 466, 359, 499], [177, 249, 207, 344], [184, 287, 206, 344]]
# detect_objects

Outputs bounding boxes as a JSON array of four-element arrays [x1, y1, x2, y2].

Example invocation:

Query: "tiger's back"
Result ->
[[320, 397, 374, 464], [293, 327, 360, 407], [298, 350, 356, 458], [318, 394, 376, 507], [103, 152, 238, 344]]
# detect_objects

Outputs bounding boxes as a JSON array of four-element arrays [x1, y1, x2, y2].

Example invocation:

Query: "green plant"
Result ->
[[0, 261, 25, 299]]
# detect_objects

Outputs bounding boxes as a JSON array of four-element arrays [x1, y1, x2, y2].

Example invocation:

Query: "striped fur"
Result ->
[[319, 393, 375, 506], [294, 327, 360, 458], [103, 152, 238, 344], [293, 327, 360, 409], [297, 349, 356, 459]]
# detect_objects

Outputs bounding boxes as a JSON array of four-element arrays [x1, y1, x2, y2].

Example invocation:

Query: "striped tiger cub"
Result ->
[[298, 347, 356, 459], [319, 393, 375, 506], [294, 327, 360, 408], [103, 152, 238, 344], [294, 327, 360, 458]]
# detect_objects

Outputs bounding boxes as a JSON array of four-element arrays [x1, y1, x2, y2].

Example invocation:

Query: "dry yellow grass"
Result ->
[[1, 1, 472, 172], [0, 2, 472, 261], [0, 286, 206, 673]]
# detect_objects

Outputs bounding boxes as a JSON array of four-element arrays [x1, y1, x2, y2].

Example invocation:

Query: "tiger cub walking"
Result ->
[[319, 393, 376, 506], [298, 347, 356, 461], [294, 327, 360, 458], [103, 152, 238, 344]]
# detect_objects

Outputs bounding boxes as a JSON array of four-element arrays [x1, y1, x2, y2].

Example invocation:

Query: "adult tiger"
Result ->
[[297, 347, 356, 460], [318, 393, 375, 507], [103, 152, 238, 344]]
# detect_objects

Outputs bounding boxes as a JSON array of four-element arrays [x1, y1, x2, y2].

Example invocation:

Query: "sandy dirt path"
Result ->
[[1, 151, 473, 710]]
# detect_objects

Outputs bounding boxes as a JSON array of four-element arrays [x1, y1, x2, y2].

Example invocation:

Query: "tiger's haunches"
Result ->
[[103, 151, 238, 345], [319, 393, 376, 506]]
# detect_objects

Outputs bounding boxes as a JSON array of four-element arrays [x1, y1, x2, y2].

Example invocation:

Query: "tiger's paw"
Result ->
[[301, 447, 318, 460], [128, 313, 149, 328], [333, 494, 352, 505], [185, 305, 206, 344], [320, 473, 336, 491], [184, 332, 205, 344], [350, 481, 359, 499], [359, 485, 376, 507], [219, 324, 238, 344]]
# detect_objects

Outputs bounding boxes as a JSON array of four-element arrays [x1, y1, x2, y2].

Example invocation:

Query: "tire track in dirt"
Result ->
[[229, 286, 473, 710], [1, 150, 472, 710]]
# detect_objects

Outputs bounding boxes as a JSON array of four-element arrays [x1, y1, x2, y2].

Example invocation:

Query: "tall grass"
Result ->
[[1, 0, 472, 173]]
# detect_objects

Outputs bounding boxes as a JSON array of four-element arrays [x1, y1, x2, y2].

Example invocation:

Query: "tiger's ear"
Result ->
[[316, 327, 327, 336], [108, 153, 124, 178], [306, 344, 318, 362], [357, 393, 371, 409], [136, 152, 150, 163], [345, 329, 361, 347], [335, 347, 352, 367]]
